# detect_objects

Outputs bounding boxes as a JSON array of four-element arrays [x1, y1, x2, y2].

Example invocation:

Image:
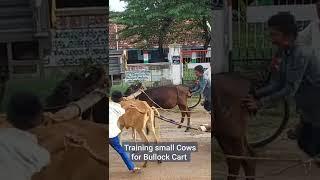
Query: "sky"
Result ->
[[110, 0, 127, 12]]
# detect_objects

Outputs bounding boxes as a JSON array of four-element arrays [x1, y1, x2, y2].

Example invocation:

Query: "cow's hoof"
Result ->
[[185, 128, 190, 132], [142, 164, 147, 168], [158, 160, 162, 164], [177, 125, 182, 128]]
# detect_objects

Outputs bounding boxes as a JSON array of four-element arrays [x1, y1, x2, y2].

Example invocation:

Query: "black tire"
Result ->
[[248, 99, 290, 148], [188, 93, 202, 109]]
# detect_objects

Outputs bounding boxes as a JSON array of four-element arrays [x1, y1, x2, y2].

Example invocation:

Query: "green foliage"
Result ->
[[110, 83, 129, 94], [111, 0, 211, 48], [0, 78, 62, 112]]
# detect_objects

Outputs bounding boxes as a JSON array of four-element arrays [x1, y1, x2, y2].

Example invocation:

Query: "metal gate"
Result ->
[[231, 0, 316, 79], [180, 49, 211, 85]]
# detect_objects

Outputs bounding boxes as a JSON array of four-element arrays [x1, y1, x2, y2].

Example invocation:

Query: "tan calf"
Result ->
[[118, 99, 160, 167]]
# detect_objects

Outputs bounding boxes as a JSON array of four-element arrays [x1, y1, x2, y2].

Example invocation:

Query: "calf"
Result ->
[[118, 99, 161, 167]]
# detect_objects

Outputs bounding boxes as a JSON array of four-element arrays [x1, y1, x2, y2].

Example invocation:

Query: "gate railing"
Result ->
[[231, 0, 316, 75], [180, 50, 211, 84], [180, 50, 210, 64]]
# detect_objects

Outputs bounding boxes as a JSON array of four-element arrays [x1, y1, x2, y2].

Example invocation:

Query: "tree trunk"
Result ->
[[158, 17, 173, 61], [204, 36, 211, 50], [201, 17, 211, 49], [158, 37, 164, 61]]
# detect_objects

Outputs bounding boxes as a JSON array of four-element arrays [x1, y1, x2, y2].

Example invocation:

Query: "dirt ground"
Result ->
[[213, 130, 320, 180], [109, 107, 211, 180]]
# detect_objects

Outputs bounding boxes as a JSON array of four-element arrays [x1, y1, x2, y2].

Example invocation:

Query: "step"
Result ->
[[0, 7, 32, 18], [0, 18, 33, 30], [0, 0, 30, 7]]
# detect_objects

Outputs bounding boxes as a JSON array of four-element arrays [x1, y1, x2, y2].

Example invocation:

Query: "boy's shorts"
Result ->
[[203, 100, 211, 112], [297, 122, 320, 157]]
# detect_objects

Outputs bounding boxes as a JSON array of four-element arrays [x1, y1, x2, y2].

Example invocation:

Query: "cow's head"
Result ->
[[124, 81, 145, 97], [45, 66, 107, 111]]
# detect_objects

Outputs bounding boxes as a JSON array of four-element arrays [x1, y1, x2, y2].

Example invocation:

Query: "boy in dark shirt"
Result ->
[[190, 65, 211, 112], [242, 12, 320, 157]]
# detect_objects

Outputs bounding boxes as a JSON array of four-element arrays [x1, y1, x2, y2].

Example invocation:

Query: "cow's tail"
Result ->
[[146, 107, 159, 135], [152, 106, 160, 130], [146, 107, 152, 135]]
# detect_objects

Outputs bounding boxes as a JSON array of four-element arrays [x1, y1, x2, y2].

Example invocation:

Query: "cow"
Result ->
[[118, 98, 161, 167]]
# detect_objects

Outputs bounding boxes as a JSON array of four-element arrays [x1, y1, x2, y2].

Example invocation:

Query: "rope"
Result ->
[[64, 134, 107, 165], [140, 90, 208, 114], [213, 152, 320, 179], [41, 113, 107, 165], [157, 115, 206, 132], [215, 152, 303, 162]]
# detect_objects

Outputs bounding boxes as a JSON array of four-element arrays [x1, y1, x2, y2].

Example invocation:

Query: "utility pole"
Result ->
[[211, 0, 231, 74]]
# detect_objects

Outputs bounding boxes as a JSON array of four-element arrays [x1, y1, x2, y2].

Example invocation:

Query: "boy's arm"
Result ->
[[191, 78, 207, 94], [259, 51, 310, 106], [122, 90, 142, 100], [255, 75, 282, 98], [255, 50, 284, 98], [190, 83, 200, 93]]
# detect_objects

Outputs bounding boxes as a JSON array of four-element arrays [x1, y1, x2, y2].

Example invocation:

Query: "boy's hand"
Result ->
[[241, 95, 261, 113]]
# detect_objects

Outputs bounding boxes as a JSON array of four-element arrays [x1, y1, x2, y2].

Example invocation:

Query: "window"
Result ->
[[56, 0, 107, 8], [0, 43, 9, 81], [12, 65, 37, 74], [12, 41, 39, 60], [0, 43, 7, 64]]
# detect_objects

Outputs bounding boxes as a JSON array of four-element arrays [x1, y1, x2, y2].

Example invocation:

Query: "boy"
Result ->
[[109, 90, 141, 173], [190, 65, 211, 112], [242, 12, 320, 157], [0, 91, 50, 180]]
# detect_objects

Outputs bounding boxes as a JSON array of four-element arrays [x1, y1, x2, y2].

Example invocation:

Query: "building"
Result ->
[[0, 0, 51, 79], [108, 22, 207, 50], [0, 0, 108, 79]]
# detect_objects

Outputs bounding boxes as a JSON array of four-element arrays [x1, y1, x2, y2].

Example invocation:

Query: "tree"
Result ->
[[113, 0, 173, 59], [166, 0, 211, 48], [112, 0, 212, 58]]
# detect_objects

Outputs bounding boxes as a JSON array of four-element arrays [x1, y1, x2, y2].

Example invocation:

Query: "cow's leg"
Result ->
[[177, 104, 186, 129], [133, 129, 137, 143], [178, 104, 190, 132], [241, 139, 256, 180], [217, 136, 242, 180], [146, 115, 162, 164], [137, 129, 150, 168], [131, 128, 137, 153], [147, 115, 159, 143], [186, 107, 191, 132]]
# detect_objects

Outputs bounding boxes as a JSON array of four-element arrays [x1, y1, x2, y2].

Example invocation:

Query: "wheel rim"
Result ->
[[248, 99, 290, 148], [188, 92, 202, 109]]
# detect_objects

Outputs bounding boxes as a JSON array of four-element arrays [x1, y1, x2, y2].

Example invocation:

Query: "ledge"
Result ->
[[55, 7, 107, 17]]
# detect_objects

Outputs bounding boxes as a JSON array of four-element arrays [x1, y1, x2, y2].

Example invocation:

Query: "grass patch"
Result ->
[[1, 78, 63, 112], [111, 83, 129, 94]]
